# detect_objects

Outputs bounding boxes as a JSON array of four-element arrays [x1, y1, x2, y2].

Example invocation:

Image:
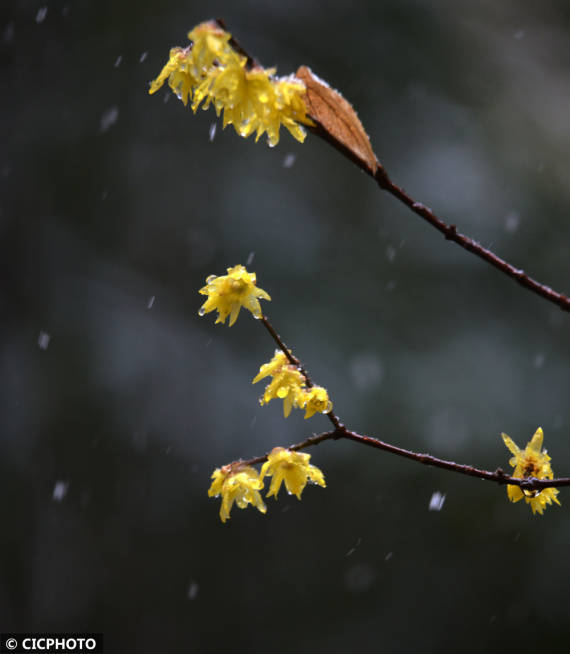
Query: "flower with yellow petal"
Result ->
[[186, 22, 232, 75], [148, 46, 196, 105], [297, 386, 332, 419], [260, 368, 306, 418], [208, 464, 266, 523], [149, 22, 231, 105], [260, 447, 326, 500], [253, 350, 306, 417], [198, 264, 271, 326], [252, 350, 332, 418], [149, 20, 313, 146], [252, 350, 290, 385], [502, 427, 561, 515]]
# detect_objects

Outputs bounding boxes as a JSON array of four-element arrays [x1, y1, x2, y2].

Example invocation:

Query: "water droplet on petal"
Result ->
[[198, 307, 205, 316]]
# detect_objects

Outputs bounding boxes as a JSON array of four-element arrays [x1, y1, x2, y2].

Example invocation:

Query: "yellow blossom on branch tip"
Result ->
[[260, 368, 306, 417], [148, 47, 194, 105], [198, 264, 270, 326], [297, 386, 332, 418], [148, 20, 314, 146], [252, 350, 333, 418], [260, 447, 326, 500], [252, 350, 305, 417], [502, 427, 561, 515], [252, 350, 290, 384], [208, 464, 266, 523]]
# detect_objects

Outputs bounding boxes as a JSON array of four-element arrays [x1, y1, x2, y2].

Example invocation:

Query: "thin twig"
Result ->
[[307, 120, 570, 312], [374, 168, 570, 312]]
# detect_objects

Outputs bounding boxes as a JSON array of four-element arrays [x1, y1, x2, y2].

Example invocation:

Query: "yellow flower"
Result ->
[[208, 464, 266, 523], [148, 23, 231, 105], [149, 21, 313, 146], [187, 22, 232, 74], [259, 368, 306, 417], [260, 447, 326, 500], [148, 46, 195, 106], [198, 264, 271, 326], [297, 386, 332, 419], [252, 350, 333, 418], [252, 350, 290, 384], [253, 350, 306, 417], [502, 427, 561, 515]]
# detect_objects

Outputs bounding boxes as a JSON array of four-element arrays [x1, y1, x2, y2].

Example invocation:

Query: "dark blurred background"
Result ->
[[2, 0, 570, 651]]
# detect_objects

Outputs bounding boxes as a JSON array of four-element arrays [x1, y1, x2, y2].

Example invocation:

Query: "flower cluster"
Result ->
[[198, 264, 271, 326], [208, 464, 266, 523], [502, 427, 561, 515], [261, 447, 326, 499], [252, 350, 332, 418], [208, 449, 325, 522], [149, 21, 313, 146]]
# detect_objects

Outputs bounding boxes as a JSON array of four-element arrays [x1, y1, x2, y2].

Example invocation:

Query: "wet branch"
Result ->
[[220, 19, 570, 314], [235, 314, 569, 491], [239, 425, 570, 490]]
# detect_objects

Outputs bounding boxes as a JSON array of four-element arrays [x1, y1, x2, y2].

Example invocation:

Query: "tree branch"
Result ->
[[239, 313, 567, 493], [238, 425, 570, 491], [219, 20, 570, 314], [204, 20, 567, 502]]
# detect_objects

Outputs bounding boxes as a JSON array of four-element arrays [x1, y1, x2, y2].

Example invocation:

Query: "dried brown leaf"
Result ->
[[296, 66, 378, 174]]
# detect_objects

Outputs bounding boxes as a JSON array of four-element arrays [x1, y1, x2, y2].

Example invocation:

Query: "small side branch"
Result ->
[[373, 167, 570, 312], [308, 118, 570, 312]]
